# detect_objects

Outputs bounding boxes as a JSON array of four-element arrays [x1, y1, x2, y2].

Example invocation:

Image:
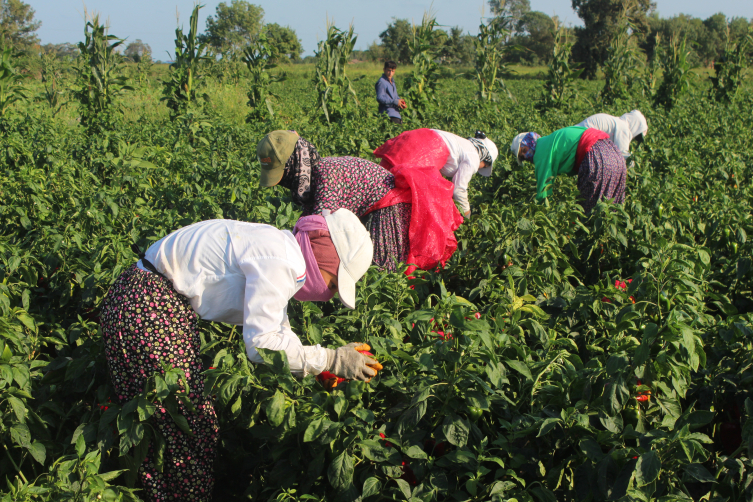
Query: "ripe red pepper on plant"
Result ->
[[635, 379, 651, 402]]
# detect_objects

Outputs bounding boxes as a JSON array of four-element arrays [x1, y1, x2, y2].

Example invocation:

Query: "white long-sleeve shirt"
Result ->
[[137, 220, 329, 376], [576, 112, 647, 159], [432, 129, 481, 216]]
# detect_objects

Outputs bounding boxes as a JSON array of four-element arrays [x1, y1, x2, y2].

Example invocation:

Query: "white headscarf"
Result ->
[[620, 110, 648, 139]]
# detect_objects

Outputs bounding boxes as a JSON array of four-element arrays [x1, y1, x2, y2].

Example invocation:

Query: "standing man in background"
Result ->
[[376, 60, 407, 124]]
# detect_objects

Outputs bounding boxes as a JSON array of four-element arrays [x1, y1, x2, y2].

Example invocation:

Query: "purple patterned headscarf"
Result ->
[[521, 132, 541, 162], [279, 137, 321, 206]]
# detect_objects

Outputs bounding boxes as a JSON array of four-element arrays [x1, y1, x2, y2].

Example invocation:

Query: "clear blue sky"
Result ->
[[33, 0, 752, 59]]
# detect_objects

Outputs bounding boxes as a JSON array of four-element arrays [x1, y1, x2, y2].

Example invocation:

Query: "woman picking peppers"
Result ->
[[99, 209, 380, 502], [373, 128, 499, 219], [256, 130, 463, 275], [510, 126, 627, 213]]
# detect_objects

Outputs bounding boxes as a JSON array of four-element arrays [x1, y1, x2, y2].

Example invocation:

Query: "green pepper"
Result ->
[[732, 242, 738, 254], [724, 228, 731, 241], [623, 404, 641, 429], [659, 291, 671, 311], [657, 204, 664, 219], [468, 406, 483, 421]]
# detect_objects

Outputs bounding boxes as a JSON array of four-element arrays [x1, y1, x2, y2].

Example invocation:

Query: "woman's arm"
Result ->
[[240, 256, 329, 376]]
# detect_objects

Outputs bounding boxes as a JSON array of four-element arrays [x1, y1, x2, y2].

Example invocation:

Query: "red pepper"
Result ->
[[433, 331, 453, 341], [379, 432, 393, 448], [400, 461, 418, 485]]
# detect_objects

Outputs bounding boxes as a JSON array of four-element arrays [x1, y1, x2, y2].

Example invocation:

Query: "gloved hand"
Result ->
[[324, 343, 383, 382]]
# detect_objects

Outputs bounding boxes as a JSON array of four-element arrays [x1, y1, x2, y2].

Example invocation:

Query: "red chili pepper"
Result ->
[[433, 331, 453, 341], [602, 297, 611, 303], [379, 432, 393, 448], [400, 461, 418, 485]]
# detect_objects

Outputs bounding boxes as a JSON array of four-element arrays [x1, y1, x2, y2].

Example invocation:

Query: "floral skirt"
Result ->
[[99, 265, 218, 502], [364, 202, 411, 271], [576, 139, 627, 213]]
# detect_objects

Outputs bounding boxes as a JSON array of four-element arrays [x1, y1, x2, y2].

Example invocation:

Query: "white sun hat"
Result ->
[[477, 137, 498, 177], [323, 208, 373, 309], [510, 132, 528, 166]]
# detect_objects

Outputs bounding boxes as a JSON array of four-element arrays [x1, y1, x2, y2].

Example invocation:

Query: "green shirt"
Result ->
[[533, 126, 586, 201]]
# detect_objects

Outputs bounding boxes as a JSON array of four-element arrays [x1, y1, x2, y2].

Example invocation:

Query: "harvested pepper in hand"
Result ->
[[316, 344, 383, 390]]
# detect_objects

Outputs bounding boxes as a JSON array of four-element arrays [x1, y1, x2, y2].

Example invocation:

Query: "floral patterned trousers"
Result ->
[[100, 265, 218, 502]]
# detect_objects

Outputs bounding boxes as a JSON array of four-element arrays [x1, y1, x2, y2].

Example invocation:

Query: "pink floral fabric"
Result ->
[[298, 156, 411, 271], [100, 265, 218, 502]]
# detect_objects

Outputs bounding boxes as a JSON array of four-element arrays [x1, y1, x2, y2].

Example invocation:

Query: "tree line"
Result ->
[[1, 0, 752, 76]]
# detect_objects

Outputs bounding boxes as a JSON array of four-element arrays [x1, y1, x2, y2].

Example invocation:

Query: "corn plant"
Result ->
[[654, 34, 693, 109], [243, 31, 286, 122], [313, 22, 359, 124], [474, 17, 514, 102], [39, 51, 66, 116], [710, 28, 752, 104], [72, 15, 132, 132], [135, 56, 153, 87], [540, 20, 582, 110], [600, 13, 643, 104], [0, 38, 27, 118], [161, 4, 211, 119], [638, 33, 661, 99], [404, 12, 440, 119]]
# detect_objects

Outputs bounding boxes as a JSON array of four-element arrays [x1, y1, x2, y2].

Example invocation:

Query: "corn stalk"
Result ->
[[600, 8, 643, 105], [243, 31, 286, 122], [710, 27, 752, 103], [161, 4, 211, 119], [0, 38, 27, 118], [404, 12, 440, 119], [313, 22, 359, 124], [72, 15, 132, 131], [540, 20, 582, 110], [474, 17, 514, 102], [654, 34, 693, 109]]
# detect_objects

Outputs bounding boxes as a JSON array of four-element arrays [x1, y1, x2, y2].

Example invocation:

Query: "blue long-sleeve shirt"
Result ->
[[375, 75, 402, 119]]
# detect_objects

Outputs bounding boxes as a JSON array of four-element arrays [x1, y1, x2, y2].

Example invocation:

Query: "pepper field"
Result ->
[[1, 49, 753, 501]]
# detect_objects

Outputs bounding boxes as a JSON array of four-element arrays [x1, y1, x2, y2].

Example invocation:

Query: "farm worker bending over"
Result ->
[[511, 127, 627, 213], [99, 209, 379, 502], [375, 60, 407, 124], [373, 129, 499, 219], [575, 110, 648, 159], [257, 130, 463, 275]]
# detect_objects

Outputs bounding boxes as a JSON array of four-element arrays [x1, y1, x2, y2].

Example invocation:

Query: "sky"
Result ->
[[33, 0, 753, 60]]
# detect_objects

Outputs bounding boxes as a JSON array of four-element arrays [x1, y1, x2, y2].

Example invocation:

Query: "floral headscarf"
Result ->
[[278, 137, 321, 206], [521, 132, 541, 163]]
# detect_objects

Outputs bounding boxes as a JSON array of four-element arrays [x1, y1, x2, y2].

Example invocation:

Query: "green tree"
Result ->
[[202, 0, 264, 54], [508, 11, 555, 64], [264, 23, 302, 63], [438, 26, 476, 65], [40, 42, 79, 60], [489, 0, 531, 30], [571, 0, 655, 79], [0, 0, 39, 50], [379, 18, 412, 64], [698, 13, 729, 66], [124, 39, 152, 63]]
